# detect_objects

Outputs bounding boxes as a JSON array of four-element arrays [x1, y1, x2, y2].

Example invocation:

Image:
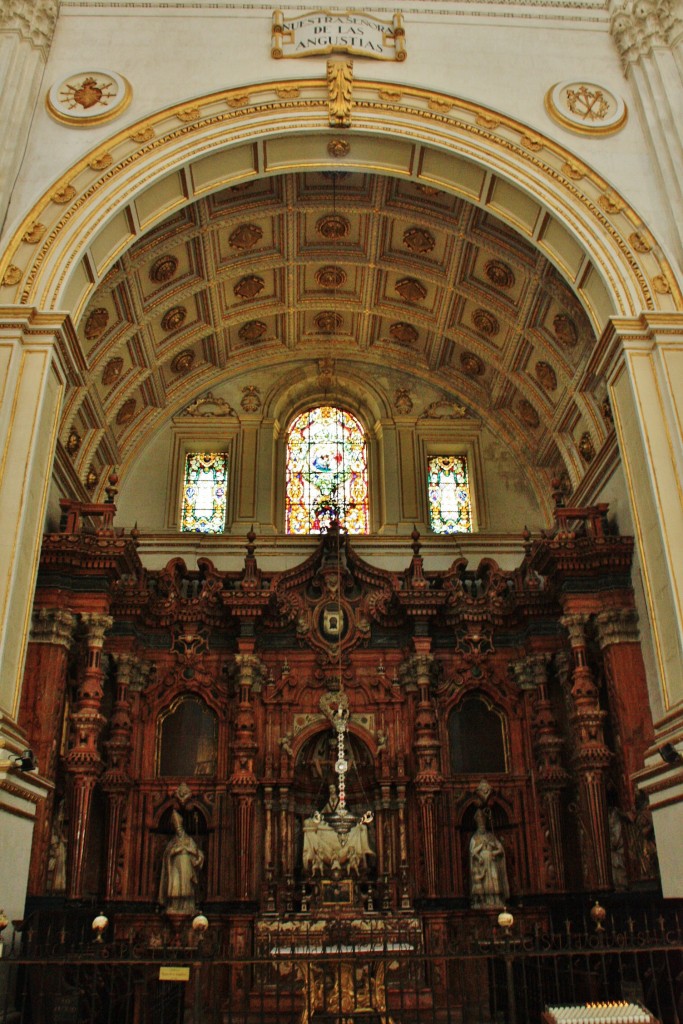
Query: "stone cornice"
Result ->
[[610, 0, 682, 65], [0, 0, 59, 51]]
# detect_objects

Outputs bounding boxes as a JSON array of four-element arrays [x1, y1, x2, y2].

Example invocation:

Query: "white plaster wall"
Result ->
[[0, 1, 676, 270]]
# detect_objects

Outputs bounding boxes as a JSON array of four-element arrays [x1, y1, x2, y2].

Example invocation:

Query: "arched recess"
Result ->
[[0, 78, 679, 322]]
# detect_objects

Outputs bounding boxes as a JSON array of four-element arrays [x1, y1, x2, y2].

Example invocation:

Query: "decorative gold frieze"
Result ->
[[561, 162, 585, 181], [130, 127, 155, 143], [22, 223, 46, 244], [1, 266, 22, 287], [227, 93, 250, 109], [327, 59, 353, 128], [652, 275, 671, 294], [276, 86, 300, 99], [598, 191, 625, 214], [51, 185, 76, 204], [629, 232, 651, 253], [520, 134, 544, 152], [476, 114, 500, 129], [89, 153, 113, 171], [177, 107, 201, 123]]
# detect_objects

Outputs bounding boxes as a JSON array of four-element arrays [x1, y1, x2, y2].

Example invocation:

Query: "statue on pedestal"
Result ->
[[469, 809, 509, 908], [158, 810, 204, 915]]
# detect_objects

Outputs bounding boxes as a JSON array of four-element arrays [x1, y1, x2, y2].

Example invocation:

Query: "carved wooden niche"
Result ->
[[157, 695, 218, 777], [448, 695, 507, 774]]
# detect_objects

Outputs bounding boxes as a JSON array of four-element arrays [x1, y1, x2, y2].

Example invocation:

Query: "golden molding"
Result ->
[[0, 78, 679, 318]]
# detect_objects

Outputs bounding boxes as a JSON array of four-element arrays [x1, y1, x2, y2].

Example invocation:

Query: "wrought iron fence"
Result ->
[[1, 904, 681, 1024]]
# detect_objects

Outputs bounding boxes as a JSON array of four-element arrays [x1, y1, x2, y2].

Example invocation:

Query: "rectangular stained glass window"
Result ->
[[427, 455, 472, 534], [180, 452, 228, 534]]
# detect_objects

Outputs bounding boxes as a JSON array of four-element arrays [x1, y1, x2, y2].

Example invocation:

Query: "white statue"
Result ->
[[158, 810, 205, 915], [469, 809, 509, 908]]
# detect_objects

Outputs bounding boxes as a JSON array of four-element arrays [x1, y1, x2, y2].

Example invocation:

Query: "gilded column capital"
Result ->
[[30, 608, 75, 647], [595, 608, 640, 647], [609, 0, 682, 66], [0, 0, 59, 50]]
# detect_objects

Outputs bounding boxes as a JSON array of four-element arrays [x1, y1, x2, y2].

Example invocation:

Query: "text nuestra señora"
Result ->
[[272, 10, 406, 61]]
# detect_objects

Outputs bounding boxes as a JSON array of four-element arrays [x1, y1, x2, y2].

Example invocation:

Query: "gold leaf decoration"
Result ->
[[130, 127, 155, 143], [476, 114, 501, 129], [2, 265, 22, 287], [22, 223, 46, 244], [276, 87, 300, 99], [177, 107, 201, 122], [629, 232, 651, 253], [171, 350, 195, 374], [89, 153, 113, 171], [578, 431, 595, 463], [561, 162, 584, 181], [327, 138, 350, 158], [315, 311, 343, 333], [598, 191, 624, 214], [461, 351, 484, 376], [521, 134, 543, 152], [238, 320, 268, 341], [227, 93, 250, 108], [428, 98, 452, 113], [652, 275, 671, 294], [52, 185, 76, 204]]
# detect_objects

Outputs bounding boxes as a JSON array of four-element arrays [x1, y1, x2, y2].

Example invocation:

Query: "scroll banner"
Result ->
[[272, 9, 406, 61]]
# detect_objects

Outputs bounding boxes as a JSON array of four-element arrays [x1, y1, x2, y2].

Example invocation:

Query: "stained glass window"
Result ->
[[427, 455, 472, 534], [180, 452, 228, 534], [285, 407, 369, 534]]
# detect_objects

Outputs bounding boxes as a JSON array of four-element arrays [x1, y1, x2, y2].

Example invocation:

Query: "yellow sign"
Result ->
[[272, 10, 406, 61], [159, 966, 190, 982]]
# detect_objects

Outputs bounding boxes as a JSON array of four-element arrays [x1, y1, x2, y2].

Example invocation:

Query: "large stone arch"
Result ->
[[1, 77, 682, 910]]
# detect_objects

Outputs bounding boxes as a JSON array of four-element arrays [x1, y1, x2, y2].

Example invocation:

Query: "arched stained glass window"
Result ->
[[427, 455, 472, 534], [180, 452, 228, 534], [285, 407, 369, 534]]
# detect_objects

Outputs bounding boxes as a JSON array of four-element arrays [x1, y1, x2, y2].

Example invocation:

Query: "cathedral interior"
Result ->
[[1, 6, 683, 1014]]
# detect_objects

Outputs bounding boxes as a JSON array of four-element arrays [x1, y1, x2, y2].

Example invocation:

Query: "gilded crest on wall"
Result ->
[[47, 70, 132, 126]]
